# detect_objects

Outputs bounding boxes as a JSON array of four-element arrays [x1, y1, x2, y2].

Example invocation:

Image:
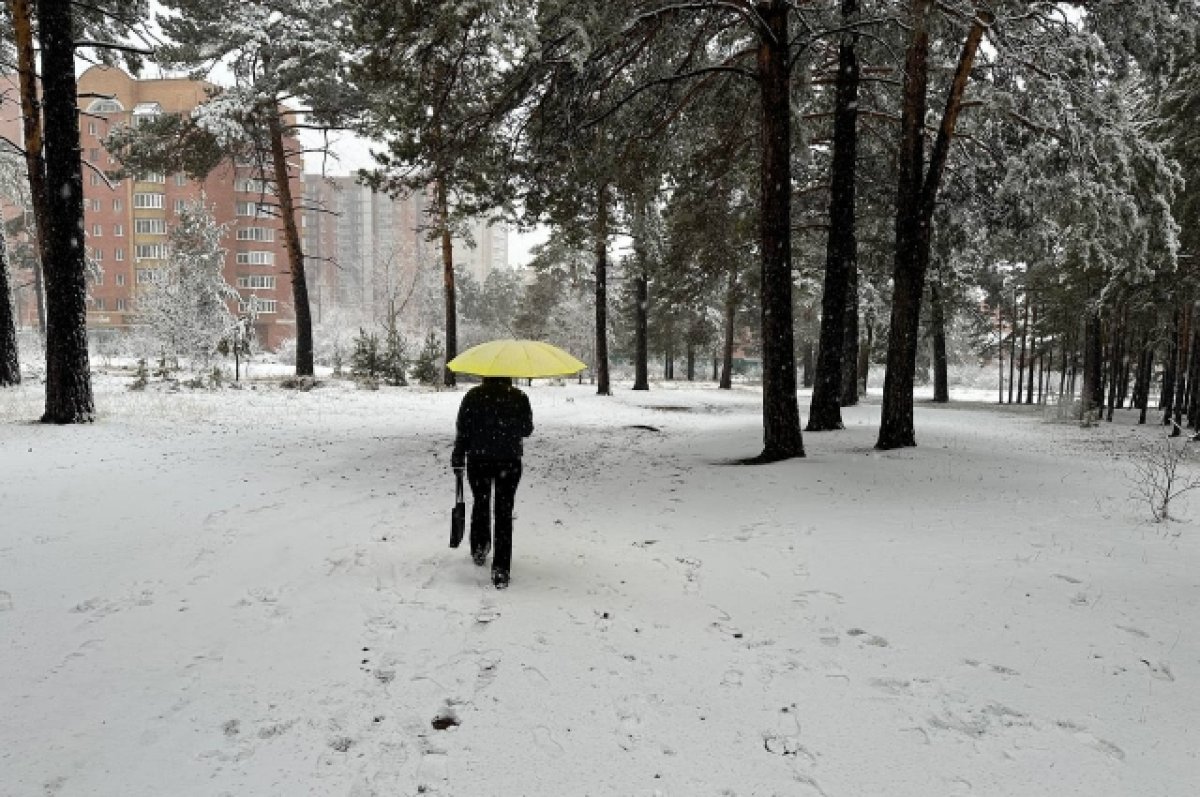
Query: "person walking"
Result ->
[[451, 376, 533, 589]]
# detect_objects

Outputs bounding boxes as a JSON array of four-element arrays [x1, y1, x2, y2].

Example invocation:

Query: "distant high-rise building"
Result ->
[[301, 175, 509, 326], [0, 66, 303, 350]]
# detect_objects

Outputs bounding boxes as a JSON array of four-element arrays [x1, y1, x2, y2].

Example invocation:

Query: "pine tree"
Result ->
[[411, 332, 444, 386], [350, 328, 382, 384], [345, 1, 532, 388], [136, 202, 239, 370]]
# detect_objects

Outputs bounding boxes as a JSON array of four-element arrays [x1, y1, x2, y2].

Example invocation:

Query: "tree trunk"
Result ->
[[720, 269, 735, 389], [878, 0, 932, 447], [594, 183, 611, 395], [877, 3, 989, 449], [841, 292, 860, 406], [38, 0, 94, 422], [858, 315, 871, 395], [1172, 310, 1192, 436], [801, 339, 814, 388], [808, 0, 859, 431], [0, 228, 19, 386], [632, 268, 649, 391], [930, 274, 949, 402], [686, 343, 695, 381], [1186, 325, 1200, 431], [1081, 308, 1102, 422], [753, 0, 803, 460], [10, 0, 47, 336], [1017, 291, 1029, 404], [997, 304, 1004, 403], [267, 111, 313, 377], [1026, 302, 1038, 404], [1137, 341, 1153, 425], [1007, 289, 1017, 404], [1106, 316, 1124, 422], [1162, 309, 1178, 415], [434, 176, 457, 387]]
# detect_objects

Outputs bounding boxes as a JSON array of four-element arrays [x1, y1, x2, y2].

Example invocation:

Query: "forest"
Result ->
[[0, 0, 1197, 461]]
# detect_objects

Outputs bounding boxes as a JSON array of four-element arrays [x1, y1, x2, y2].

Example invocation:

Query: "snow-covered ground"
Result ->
[[2, 373, 1197, 796]]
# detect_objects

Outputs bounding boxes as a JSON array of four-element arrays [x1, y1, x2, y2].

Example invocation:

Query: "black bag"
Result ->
[[450, 469, 465, 548]]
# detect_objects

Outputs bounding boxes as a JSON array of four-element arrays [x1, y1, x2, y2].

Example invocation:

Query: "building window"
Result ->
[[116, 298, 128, 311], [87, 99, 124, 114], [90, 173, 101, 186], [139, 171, 166, 183], [88, 148, 99, 162], [92, 249, 104, 262], [237, 275, 276, 290], [115, 249, 125, 262], [116, 273, 125, 285], [134, 218, 167, 235], [174, 173, 187, 187], [113, 198, 123, 211], [88, 122, 98, 136], [239, 298, 277, 314], [113, 224, 124, 237], [133, 193, 165, 209], [136, 268, 162, 284], [236, 226, 275, 242], [235, 178, 272, 194], [235, 201, 272, 218], [91, 224, 102, 237], [236, 251, 274, 266], [135, 244, 164, 260], [174, 199, 189, 214], [93, 268, 103, 282], [92, 297, 105, 310], [89, 198, 101, 211]]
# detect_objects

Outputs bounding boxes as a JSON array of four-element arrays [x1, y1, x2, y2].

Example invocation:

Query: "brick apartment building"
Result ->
[[1, 65, 302, 351], [0, 65, 510, 352]]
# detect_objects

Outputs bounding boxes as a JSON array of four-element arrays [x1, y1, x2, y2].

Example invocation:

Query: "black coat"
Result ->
[[452, 382, 534, 464]]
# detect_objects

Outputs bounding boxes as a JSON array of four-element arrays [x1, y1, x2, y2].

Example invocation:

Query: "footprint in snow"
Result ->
[[846, 628, 889, 648], [614, 696, 643, 751]]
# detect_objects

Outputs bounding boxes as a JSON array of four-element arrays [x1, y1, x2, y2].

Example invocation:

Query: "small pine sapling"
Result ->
[[350, 328, 382, 388], [412, 331, 444, 386], [382, 318, 409, 386]]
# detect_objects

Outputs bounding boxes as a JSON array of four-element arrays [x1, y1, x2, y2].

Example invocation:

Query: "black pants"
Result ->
[[467, 459, 522, 572]]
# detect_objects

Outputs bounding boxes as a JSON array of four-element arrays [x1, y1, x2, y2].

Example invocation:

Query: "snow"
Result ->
[[2, 374, 1198, 796]]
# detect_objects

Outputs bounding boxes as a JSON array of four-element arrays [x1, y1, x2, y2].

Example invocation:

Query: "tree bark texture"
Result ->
[[594, 183, 611, 396], [268, 111, 314, 378], [0, 228, 19, 385], [807, 0, 860, 431], [876, 0, 932, 448], [1017, 292, 1030, 403], [930, 275, 949, 402], [877, 5, 990, 447], [434, 177, 457, 387], [38, 0, 94, 423], [1185, 325, 1200, 431], [633, 267, 649, 390], [1136, 341, 1153, 425], [632, 200, 649, 391], [1081, 308, 1102, 421], [720, 269, 736, 390], [840, 284, 859, 406], [754, 0, 804, 460], [10, 0, 47, 336], [1007, 290, 1017, 404]]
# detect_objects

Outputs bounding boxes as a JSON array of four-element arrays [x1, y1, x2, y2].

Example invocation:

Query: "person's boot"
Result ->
[[471, 542, 490, 567], [491, 567, 509, 589]]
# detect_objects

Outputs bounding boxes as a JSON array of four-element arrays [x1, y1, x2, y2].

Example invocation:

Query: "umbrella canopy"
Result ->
[[446, 339, 587, 378]]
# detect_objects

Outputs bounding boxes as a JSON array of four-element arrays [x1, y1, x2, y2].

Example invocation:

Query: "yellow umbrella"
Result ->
[[446, 339, 587, 378]]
